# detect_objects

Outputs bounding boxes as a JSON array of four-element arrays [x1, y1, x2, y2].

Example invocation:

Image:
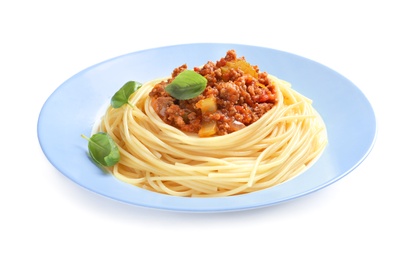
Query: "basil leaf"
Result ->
[[81, 133, 120, 167], [165, 70, 207, 100], [111, 81, 142, 108]]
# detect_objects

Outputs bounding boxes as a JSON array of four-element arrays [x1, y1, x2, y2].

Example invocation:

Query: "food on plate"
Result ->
[[85, 50, 328, 197]]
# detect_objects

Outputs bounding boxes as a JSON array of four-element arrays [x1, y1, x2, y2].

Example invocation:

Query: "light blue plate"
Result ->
[[37, 43, 376, 212]]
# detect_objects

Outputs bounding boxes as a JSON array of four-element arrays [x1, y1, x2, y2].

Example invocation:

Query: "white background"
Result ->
[[1, 0, 407, 259]]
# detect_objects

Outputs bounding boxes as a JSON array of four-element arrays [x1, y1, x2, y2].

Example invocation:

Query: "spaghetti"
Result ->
[[96, 51, 327, 197]]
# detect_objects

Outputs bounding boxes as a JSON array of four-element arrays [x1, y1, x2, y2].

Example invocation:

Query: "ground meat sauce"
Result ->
[[149, 50, 278, 136]]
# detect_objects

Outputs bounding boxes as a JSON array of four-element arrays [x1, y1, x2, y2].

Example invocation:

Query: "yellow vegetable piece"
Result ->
[[198, 121, 217, 137], [196, 96, 217, 113], [222, 60, 258, 78]]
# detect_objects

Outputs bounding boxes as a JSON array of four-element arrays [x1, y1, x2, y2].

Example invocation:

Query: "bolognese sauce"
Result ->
[[149, 50, 278, 137]]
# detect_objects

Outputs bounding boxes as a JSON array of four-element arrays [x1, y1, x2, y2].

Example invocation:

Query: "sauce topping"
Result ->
[[149, 50, 278, 136]]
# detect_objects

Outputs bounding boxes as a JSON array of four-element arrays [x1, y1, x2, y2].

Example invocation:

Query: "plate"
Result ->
[[37, 43, 376, 212]]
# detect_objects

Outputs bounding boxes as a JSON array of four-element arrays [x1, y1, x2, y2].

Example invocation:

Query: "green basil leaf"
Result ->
[[165, 70, 207, 100], [81, 132, 120, 167], [111, 81, 142, 108]]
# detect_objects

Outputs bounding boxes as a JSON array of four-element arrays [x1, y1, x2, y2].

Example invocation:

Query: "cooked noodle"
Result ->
[[96, 74, 327, 197]]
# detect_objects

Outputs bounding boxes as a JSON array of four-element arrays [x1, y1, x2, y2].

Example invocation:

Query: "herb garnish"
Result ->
[[165, 70, 207, 100], [111, 81, 142, 108], [81, 132, 120, 167]]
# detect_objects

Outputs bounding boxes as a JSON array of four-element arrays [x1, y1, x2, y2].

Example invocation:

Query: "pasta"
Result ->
[[96, 51, 327, 197]]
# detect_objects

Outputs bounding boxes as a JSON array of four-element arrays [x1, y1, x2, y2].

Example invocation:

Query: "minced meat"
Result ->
[[149, 50, 278, 136]]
